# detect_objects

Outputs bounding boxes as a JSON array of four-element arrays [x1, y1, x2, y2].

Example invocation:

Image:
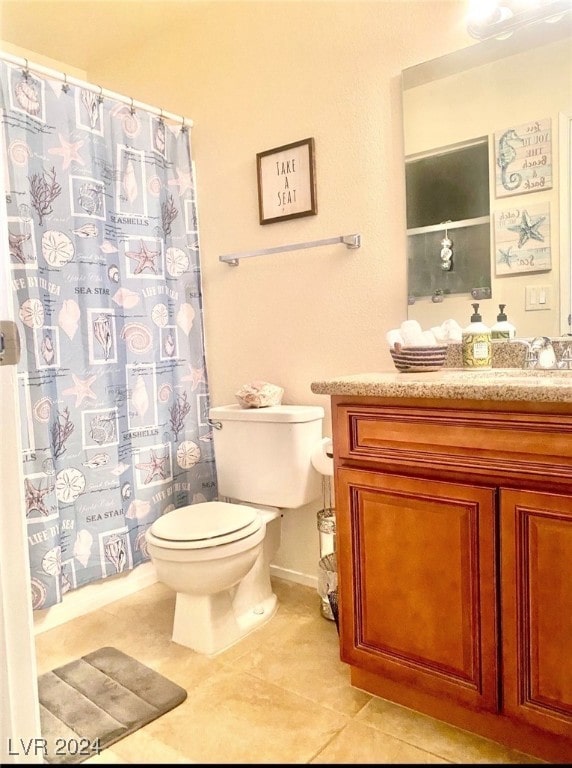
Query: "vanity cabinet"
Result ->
[[331, 395, 572, 763]]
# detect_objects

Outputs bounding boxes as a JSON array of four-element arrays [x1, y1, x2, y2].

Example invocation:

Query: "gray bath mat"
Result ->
[[38, 646, 187, 763]]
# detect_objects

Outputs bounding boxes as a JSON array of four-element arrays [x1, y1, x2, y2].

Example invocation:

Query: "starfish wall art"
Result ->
[[493, 203, 551, 276]]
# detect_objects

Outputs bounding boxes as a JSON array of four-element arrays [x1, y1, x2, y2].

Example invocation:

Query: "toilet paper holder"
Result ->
[[311, 437, 334, 477]]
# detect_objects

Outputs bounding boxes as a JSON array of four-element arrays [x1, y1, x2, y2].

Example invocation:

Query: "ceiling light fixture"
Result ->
[[467, 0, 572, 41]]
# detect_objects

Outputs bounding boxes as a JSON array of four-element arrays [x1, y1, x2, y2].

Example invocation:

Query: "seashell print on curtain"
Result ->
[[0, 62, 217, 610]]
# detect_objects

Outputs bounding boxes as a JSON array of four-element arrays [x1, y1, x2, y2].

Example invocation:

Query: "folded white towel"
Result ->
[[400, 319, 424, 346], [387, 319, 459, 351], [431, 325, 447, 342], [420, 330, 438, 346], [441, 318, 462, 342], [386, 329, 404, 350]]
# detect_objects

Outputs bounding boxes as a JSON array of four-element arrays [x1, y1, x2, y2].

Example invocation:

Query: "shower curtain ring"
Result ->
[[159, 108, 164, 124], [129, 96, 135, 116], [23, 59, 30, 79], [61, 73, 70, 94], [181, 117, 188, 134], [97, 85, 104, 105]]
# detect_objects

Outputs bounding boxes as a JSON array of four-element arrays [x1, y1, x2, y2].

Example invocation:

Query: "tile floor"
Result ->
[[34, 578, 543, 764]]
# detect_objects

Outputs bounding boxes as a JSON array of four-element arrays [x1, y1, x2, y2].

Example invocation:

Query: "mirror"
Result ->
[[402, 18, 572, 339]]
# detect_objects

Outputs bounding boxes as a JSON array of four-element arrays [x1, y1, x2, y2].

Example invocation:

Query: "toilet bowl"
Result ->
[[146, 501, 279, 655], [146, 403, 324, 656]]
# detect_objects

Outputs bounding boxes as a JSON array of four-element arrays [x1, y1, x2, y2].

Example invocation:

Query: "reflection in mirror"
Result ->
[[406, 138, 491, 302], [402, 19, 572, 338]]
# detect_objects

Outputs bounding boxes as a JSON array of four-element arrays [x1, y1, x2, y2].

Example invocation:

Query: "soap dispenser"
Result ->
[[462, 303, 492, 368], [491, 304, 516, 340]]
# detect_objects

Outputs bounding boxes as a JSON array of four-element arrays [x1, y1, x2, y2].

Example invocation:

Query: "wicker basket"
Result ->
[[389, 344, 447, 373], [318, 552, 339, 630], [327, 587, 339, 633]]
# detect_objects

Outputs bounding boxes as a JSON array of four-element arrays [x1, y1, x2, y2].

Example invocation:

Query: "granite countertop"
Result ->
[[310, 368, 572, 404]]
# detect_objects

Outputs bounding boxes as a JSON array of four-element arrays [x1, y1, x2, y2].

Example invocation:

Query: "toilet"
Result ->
[[145, 403, 324, 655]]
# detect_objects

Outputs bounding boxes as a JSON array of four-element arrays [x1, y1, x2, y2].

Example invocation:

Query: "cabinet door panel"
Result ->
[[337, 468, 498, 713], [501, 489, 572, 736]]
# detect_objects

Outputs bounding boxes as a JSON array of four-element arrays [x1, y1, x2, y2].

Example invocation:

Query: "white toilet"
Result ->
[[145, 403, 324, 655]]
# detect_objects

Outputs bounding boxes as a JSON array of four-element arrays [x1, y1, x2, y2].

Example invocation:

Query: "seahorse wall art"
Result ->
[[494, 118, 552, 199]]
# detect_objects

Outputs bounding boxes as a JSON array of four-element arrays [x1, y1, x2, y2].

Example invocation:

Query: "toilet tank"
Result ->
[[209, 404, 325, 509]]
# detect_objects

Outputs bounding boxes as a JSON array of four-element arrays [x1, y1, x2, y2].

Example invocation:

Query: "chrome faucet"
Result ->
[[559, 344, 572, 370], [523, 337, 572, 370], [524, 336, 557, 369]]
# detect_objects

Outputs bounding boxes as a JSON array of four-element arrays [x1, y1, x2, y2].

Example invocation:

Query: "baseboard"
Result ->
[[33, 562, 158, 635], [270, 563, 318, 590]]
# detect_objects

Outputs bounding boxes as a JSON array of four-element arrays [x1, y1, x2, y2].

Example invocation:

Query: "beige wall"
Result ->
[[0, 0, 470, 583], [72, 1, 469, 414], [0, 40, 86, 78]]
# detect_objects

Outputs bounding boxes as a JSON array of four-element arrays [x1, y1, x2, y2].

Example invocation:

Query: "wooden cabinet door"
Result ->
[[500, 489, 572, 738], [336, 467, 499, 713]]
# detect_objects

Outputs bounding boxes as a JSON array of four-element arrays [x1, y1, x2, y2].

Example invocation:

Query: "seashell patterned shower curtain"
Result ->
[[0, 60, 217, 610]]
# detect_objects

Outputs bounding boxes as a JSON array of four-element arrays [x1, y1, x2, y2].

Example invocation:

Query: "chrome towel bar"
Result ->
[[219, 233, 361, 266]]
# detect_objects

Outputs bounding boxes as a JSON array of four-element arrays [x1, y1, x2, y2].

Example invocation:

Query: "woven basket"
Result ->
[[389, 344, 447, 373], [327, 588, 339, 633]]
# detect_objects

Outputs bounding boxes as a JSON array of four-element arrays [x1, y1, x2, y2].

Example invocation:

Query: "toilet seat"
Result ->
[[148, 501, 262, 550]]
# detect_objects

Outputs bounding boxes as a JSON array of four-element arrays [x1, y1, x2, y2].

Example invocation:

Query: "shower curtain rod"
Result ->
[[0, 50, 193, 128]]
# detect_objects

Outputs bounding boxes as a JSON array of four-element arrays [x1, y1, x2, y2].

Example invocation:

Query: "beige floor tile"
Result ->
[[356, 697, 544, 764], [34, 587, 212, 683], [272, 576, 324, 617], [84, 747, 129, 764], [195, 580, 328, 666], [103, 581, 172, 614], [204, 601, 299, 664], [106, 729, 194, 764], [33, 577, 549, 765], [101, 583, 175, 633], [226, 608, 371, 716], [90, 590, 194, 674], [149, 640, 223, 689], [137, 665, 349, 763], [311, 720, 450, 764], [34, 610, 129, 674]]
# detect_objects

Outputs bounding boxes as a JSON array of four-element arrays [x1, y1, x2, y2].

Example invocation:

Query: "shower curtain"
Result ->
[[0, 60, 217, 610]]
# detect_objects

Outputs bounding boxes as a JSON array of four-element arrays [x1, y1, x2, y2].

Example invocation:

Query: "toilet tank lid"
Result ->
[[209, 404, 324, 423]]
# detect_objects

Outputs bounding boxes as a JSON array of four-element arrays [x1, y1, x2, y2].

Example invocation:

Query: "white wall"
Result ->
[[0, 1, 472, 590]]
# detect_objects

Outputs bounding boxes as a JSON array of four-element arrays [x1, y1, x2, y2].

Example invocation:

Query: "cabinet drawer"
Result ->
[[336, 404, 572, 482]]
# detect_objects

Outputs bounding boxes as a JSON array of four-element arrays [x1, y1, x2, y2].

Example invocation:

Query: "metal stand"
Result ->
[[317, 477, 337, 621]]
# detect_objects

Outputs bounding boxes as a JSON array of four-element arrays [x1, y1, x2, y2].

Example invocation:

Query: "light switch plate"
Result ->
[[525, 285, 552, 311]]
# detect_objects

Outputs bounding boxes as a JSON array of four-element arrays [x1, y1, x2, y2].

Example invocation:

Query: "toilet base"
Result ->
[[172, 589, 278, 656]]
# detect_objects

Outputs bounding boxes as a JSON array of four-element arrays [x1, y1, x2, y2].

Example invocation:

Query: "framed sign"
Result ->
[[494, 118, 552, 199], [256, 137, 317, 225], [493, 202, 551, 276]]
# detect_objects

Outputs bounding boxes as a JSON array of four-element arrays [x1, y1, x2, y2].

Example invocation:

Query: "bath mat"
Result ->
[[38, 646, 187, 763]]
